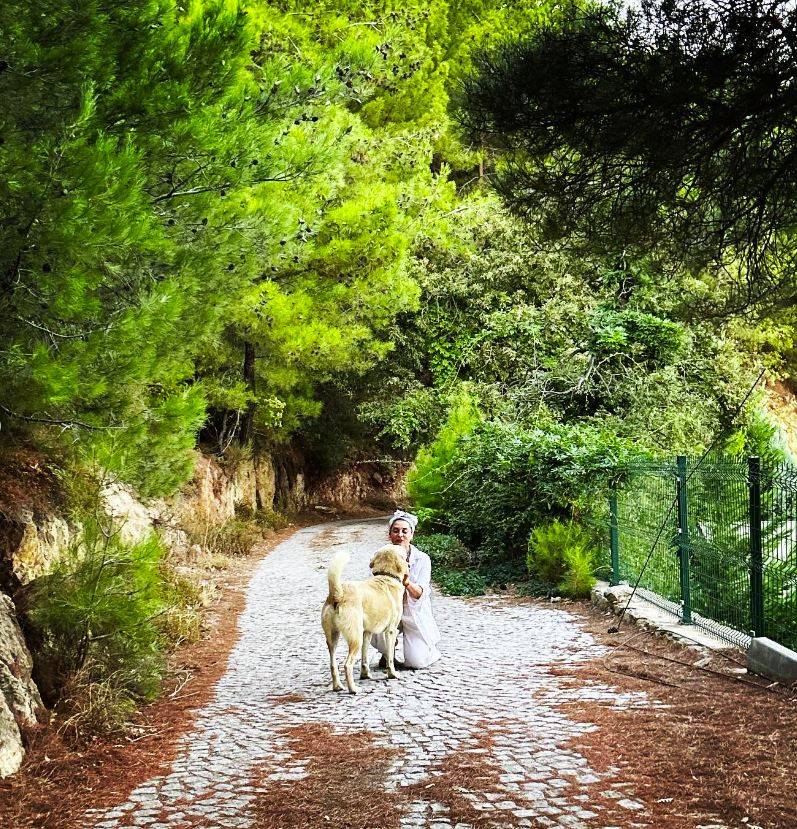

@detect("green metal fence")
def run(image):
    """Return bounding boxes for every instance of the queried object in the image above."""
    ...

[609,456,797,650]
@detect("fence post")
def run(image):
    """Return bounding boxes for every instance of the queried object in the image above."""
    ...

[748,456,764,637]
[676,455,692,624]
[609,487,620,586]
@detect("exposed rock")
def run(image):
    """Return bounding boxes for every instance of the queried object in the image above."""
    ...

[313,505,339,517]
[0,510,71,590]
[101,481,157,546]
[254,456,277,511]
[0,593,44,777]
[101,481,190,555]
[305,463,408,512]
[184,454,240,525]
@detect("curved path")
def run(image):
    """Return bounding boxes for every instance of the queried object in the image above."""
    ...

[85,519,651,829]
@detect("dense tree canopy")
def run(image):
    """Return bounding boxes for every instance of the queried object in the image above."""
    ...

[461,0,797,314]
[1,0,793,505]
[0,1,459,491]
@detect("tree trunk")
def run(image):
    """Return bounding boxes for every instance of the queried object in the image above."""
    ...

[240,340,256,444]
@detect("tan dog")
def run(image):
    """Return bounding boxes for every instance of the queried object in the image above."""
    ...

[322,544,408,694]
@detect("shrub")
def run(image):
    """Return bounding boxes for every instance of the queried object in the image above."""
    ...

[418,532,472,570]
[558,545,597,598]
[257,508,290,532]
[407,387,481,530]
[437,419,639,566]
[416,533,486,596]
[157,561,206,647]
[28,520,168,735]
[435,569,488,596]
[219,442,253,477]
[527,520,597,598]
[186,510,265,558]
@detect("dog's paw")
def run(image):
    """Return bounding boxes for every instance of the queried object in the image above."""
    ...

[386,672,399,680]
[347,685,359,694]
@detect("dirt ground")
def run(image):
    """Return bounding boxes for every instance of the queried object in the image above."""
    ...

[556,604,797,829]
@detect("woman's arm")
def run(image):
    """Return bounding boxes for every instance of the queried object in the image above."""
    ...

[403,552,431,600]
[403,573,423,599]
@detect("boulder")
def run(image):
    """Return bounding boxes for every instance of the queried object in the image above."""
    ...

[101,480,190,555]
[0,593,44,777]
[0,510,71,591]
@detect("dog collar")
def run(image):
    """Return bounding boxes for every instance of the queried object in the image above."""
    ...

[372,571,404,584]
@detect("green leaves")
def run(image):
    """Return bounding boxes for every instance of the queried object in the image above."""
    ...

[0,0,467,487]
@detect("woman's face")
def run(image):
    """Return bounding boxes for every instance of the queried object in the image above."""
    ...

[388,519,414,551]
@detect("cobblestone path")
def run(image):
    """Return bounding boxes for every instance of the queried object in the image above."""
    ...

[85,519,651,829]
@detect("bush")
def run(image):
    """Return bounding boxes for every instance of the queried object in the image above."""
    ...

[416,533,486,596]
[157,561,206,647]
[257,508,290,532]
[28,520,168,735]
[434,419,639,567]
[557,545,597,598]
[186,510,265,558]
[527,520,597,598]
[55,662,141,740]
[419,532,473,570]
[407,387,481,530]
[435,569,488,596]
[211,518,262,557]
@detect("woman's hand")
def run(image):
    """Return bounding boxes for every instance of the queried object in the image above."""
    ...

[403,577,423,600]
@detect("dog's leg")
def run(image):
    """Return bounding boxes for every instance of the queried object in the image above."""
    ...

[385,627,399,680]
[360,635,372,680]
[344,637,360,694]
[325,625,343,692]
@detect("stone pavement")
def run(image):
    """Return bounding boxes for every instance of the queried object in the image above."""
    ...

[84,519,652,829]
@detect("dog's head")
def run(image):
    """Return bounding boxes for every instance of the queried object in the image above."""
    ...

[369,544,409,581]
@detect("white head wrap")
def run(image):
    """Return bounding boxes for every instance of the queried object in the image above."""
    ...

[388,509,418,532]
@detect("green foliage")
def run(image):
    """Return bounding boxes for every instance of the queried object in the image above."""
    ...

[1,0,473,492]
[527,520,575,583]
[353,202,772,463]
[460,0,797,314]
[415,532,486,596]
[406,386,481,526]
[434,568,488,596]
[724,407,791,467]
[29,521,168,712]
[557,545,596,598]
[437,419,639,560]
[527,520,597,598]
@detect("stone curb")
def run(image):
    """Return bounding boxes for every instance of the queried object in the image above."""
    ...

[591,581,741,654]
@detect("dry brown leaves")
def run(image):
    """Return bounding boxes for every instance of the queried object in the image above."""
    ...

[556,607,797,829]
[250,723,403,829]
[405,720,545,829]
[0,446,65,519]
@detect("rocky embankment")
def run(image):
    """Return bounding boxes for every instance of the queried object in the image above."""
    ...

[0,448,405,776]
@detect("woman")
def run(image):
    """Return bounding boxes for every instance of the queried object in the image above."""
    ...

[372,509,442,669]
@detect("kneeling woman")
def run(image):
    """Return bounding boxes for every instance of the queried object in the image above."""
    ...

[373,510,441,669]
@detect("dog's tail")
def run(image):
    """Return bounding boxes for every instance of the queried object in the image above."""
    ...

[327,550,349,604]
